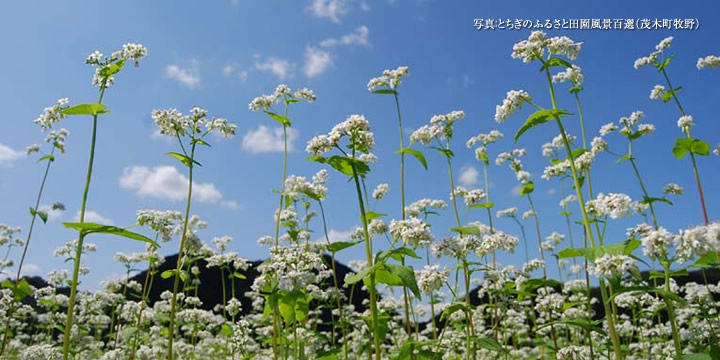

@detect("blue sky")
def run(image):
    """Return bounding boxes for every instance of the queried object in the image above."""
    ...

[0,0,718,289]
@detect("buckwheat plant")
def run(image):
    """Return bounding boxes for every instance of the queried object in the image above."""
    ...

[0,102,70,356]
[60,43,150,360]
[152,106,236,359]
[636,36,711,225]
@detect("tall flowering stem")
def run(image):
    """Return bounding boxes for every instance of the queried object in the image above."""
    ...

[541,62,623,359]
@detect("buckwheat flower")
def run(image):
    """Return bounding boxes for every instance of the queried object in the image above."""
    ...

[383,66,410,88]
[452,186,486,207]
[586,193,633,219]
[33,98,70,131]
[559,195,577,208]
[306,134,333,156]
[663,183,684,196]
[25,144,40,155]
[675,223,720,263]
[409,124,442,145]
[248,94,278,111]
[206,117,237,138]
[225,297,243,317]
[372,183,390,200]
[590,254,638,278]
[677,115,694,132]
[405,198,447,217]
[293,88,316,102]
[367,76,390,91]
[496,207,518,218]
[552,65,584,85]
[389,217,433,248]
[599,122,618,136]
[273,84,291,98]
[641,227,675,259]
[634,51,660,69]
[137,209,182,242]
[697,55,720,69]
[714,144,720,156]
[415,265,449,294]
[120,43,149,66]
[152,108,189,137]
[655,36,673,52]
[477,230,519,255]
[516,170,531,183]
[86,50,103,65]
[650,84,666,100]
[590,136,608,154]
[637,123,655,135]
[212,235,233,252]
[466,130,504,148]
[20,344,62,360]
[495,89,531,123]
[547,36,582,60]
[357,153,377,164]
[545,232,565,245]
[257,235,273,246]
[522,210,535,220]
[511,31,548,63]
[522,259,545,273]
[368,218,388,237]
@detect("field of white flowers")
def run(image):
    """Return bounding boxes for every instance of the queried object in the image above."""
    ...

[1,31,720,360]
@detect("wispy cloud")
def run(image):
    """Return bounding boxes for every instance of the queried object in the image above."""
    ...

[165,60,201,89]
[303,47,333,78]
[308,0,350,23]
[241,125,299,154]
[320,25,370,48]
[119,165,223,203]
[74,210,114,225]
[222,63,249,82]
[0,143,23,166]
[254,57,295,80]
[458,166,479,186]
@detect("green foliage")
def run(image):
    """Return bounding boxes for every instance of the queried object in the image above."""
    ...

[395,148,428,170]
[62,222,160,248]
[514,109,572,143]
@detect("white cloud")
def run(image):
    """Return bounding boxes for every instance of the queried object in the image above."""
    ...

[241,125,299,154]
[320,25,370,48]
[221,200,242,210]
[166,61,201,89]
[38,204,64,221]
[119,165,223,203]
[322,228,354,243]
[222,64,249,82]
[458,166,479,186]
[74,210,114,225]
[303,47,333,78]
[447,74,474,88]
[546,188,557,195]
[254,57,295,80]
[0,143,22,166]
[308,0,350,23]
[20,263,42,276]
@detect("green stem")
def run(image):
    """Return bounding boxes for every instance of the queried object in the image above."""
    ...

[167,142,197,360]
[319,201,348,360]
[351,164,381,360]
[543,64,622,359]
[663,262,683,357]
[62,82,106,360]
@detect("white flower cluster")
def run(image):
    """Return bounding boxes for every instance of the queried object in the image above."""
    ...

[415,264,449,294]
[494,90,531,123]
[452,186,486,207]
[404,198,447,217]
[649,84,666,100]
[367,66,410,91]
[466,130,504,162]
[33,98,69,131]
[590,254,638,278]
[476,230,519,256]
[634,36,672,69]
[86,43,148,87]
[136,209,182,242]
[663,183,684,196]
[409,110,465,145]
[512,31,582,64]
[389,217,433,248]
[677,115,694,132]
[552,65,584,86]
[585,193,633,219]
[152,107,236,139]
[697,55,720,70]
[675,223,720,263]
[284,170,329,200]
[262,244,327,292]
[248,84,316,111]
[496,207,518,218]
[372,183,390,200]
[306,114,375,156]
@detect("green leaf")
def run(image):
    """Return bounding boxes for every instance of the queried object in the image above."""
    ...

[233,272,246,279]
[62,222,160,248]
[167,152,202,168]
[682,354,711,360]
[520,181,535,196]
[692,139,711,156]
[569,86,584,94]
[363,211,386,223]
[374,268,403,287]
[160,269,188,283]
[279,292,297,323]
[616,154,632,164]
[662,86,682,103]
[450,225,483,236]
[325,155,370,177]
[656,54,675,72]
[37,155,55,163]
[468,202,494,210]
[29,207,48,224]
[540,57,573,72]
[693,252,719,269]
[395,148,428,170]
[61,103,108,116]
[473,337,509,354]
[372,89,398,95]
[514,109,572,143]
[642,196,673,206]
[326,240,363,253]
[2,279,32,301]
[385,264,422,299]
[386,247,421,262]
[98,58,126,78]
[673,137,709,159]
[219,323,232,337]
[429,146,454,158]
[440,302,472,321]
[345,267,372,286]
[264,111,291,126]
[191,138,211,147]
